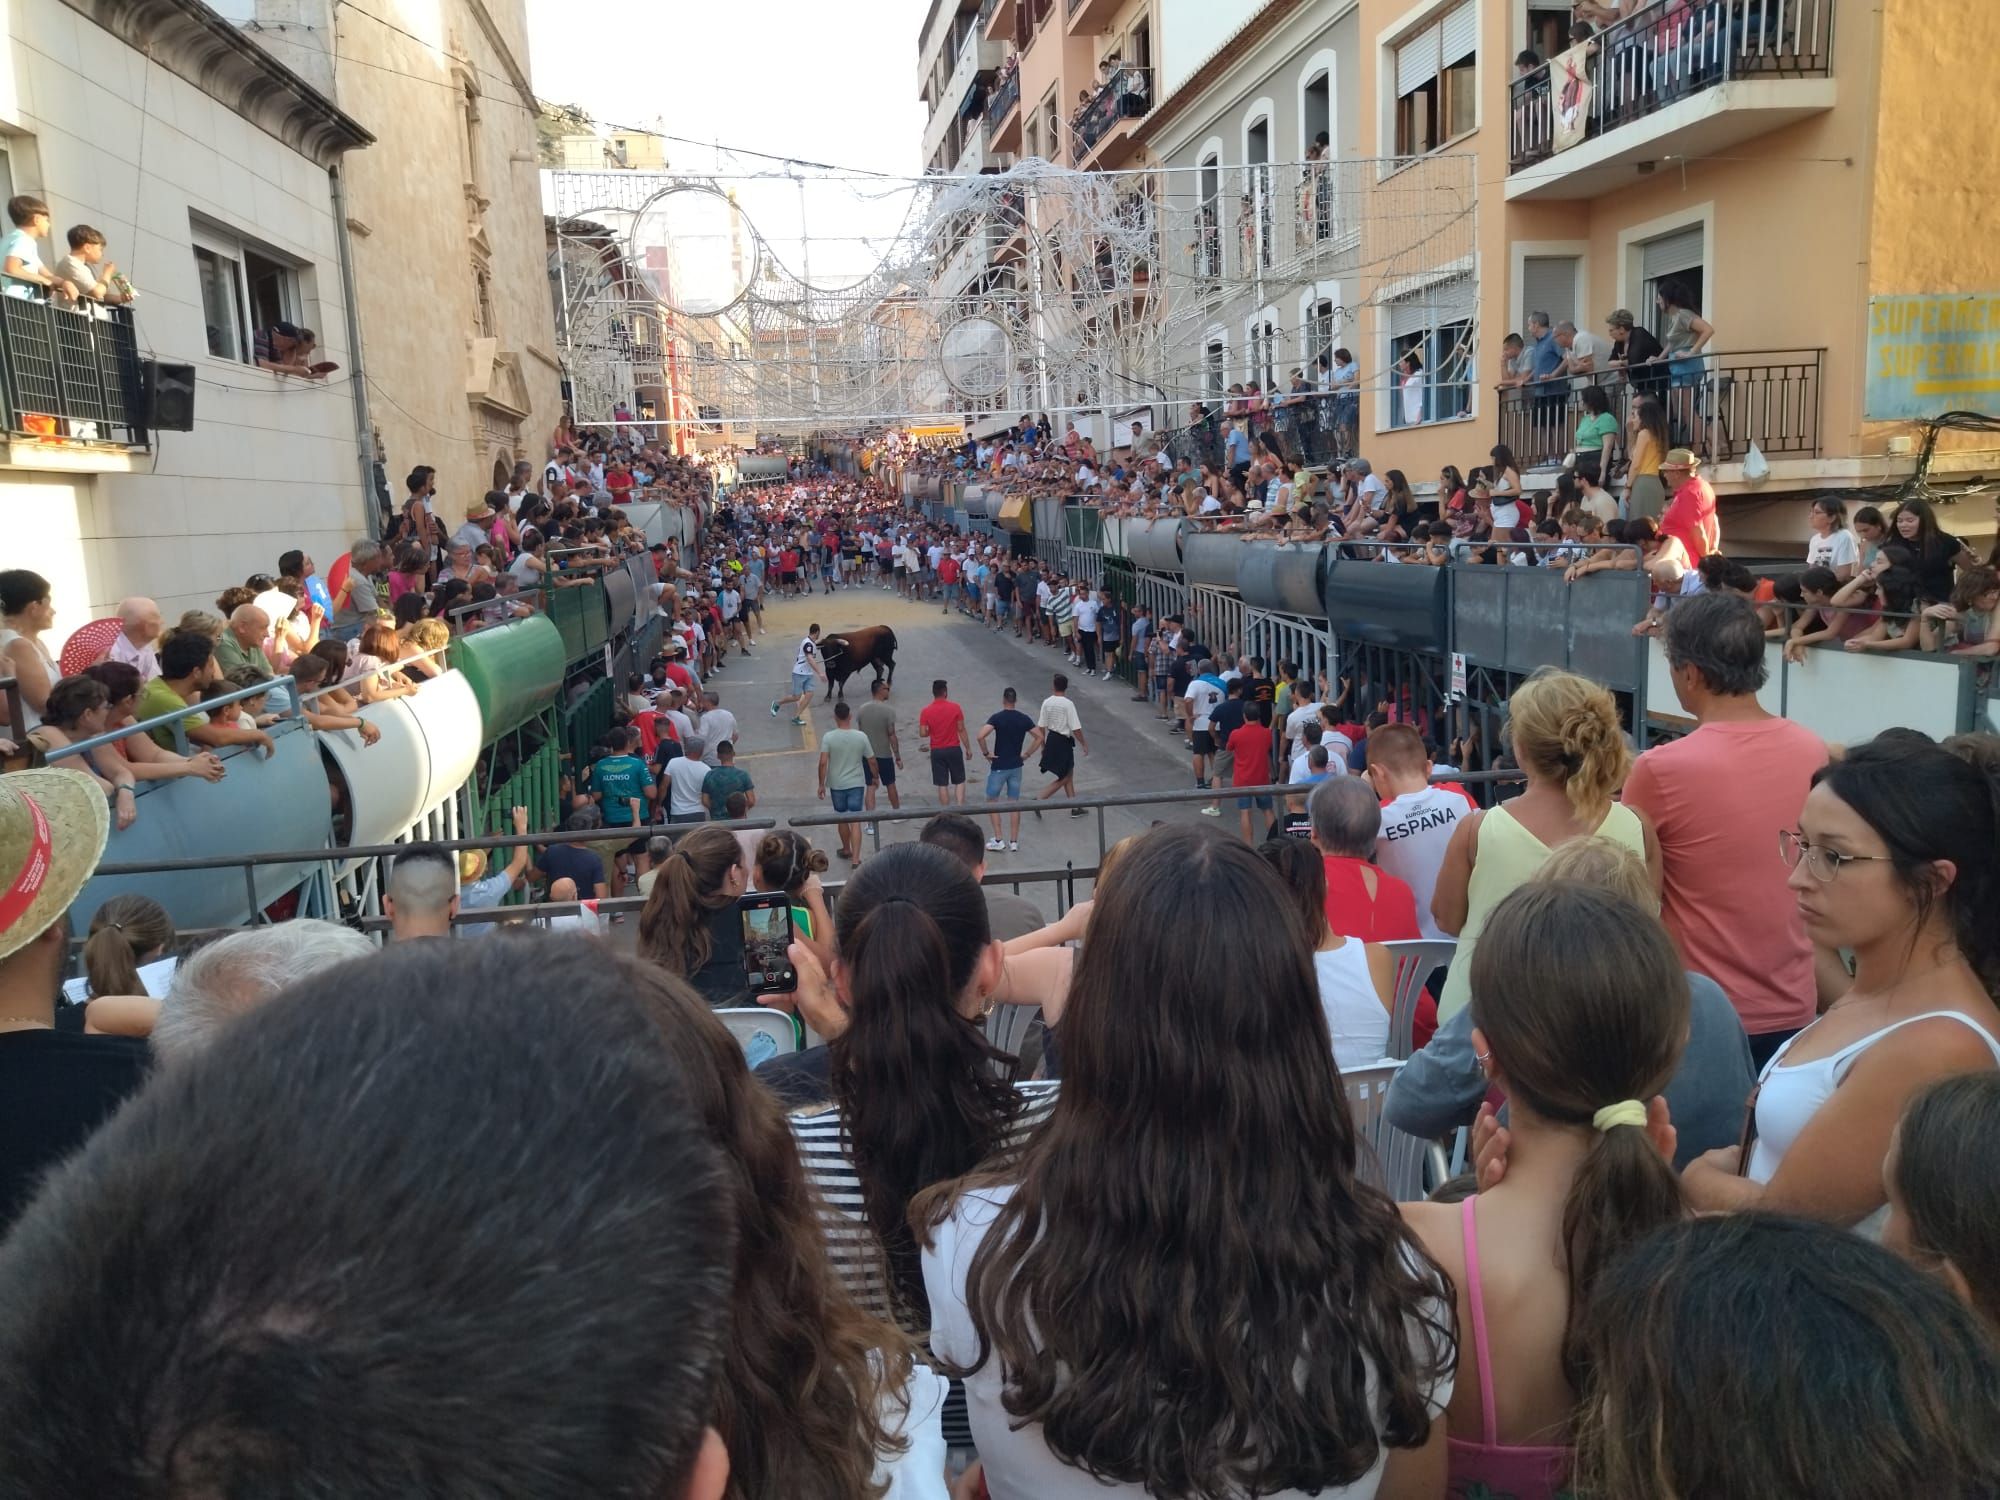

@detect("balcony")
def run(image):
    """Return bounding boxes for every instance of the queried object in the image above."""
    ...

[954,118,989,176]
[984,0,1015,42]
[1496,349,1824,473]
[1065,0,1120,37]
[1072,67,1152,168]
[0,300,148,451]
[1506,0,1834,200]
[987,63,1023,152]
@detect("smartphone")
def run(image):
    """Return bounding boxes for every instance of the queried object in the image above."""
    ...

[739,893,797,996]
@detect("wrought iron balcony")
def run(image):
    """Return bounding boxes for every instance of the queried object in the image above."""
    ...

[986,63,1021,131]
[1072,66,1151,165]
[0,299,148,449]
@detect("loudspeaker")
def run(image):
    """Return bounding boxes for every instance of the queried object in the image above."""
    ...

[140,360,196,432]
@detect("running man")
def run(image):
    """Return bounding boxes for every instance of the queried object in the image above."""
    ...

[1034,673,1089,816]
[770,622,823,725]
[916,677,971,807]
[977,686,1037,851]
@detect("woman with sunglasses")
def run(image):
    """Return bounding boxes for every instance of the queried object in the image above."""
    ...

[1682,735,2000,1232]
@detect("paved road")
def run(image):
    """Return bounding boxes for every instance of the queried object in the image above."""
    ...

[695,580,1221,909]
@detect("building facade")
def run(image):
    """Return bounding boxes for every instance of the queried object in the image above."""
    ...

[232,0,565,513]
[4,0,372,621]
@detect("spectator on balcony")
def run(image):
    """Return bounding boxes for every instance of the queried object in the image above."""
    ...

[104,596,162,683]
[1321,347,1360,452]
[1658,448,1719,561]
[1650,278,1713,405]
[1398,349,1426,427]
[1604,307,1662,382]
[1522,311,1563,386]
[50,224,130,305]
[1497,331,1530,389]
[252,320,325,379]
[0,569,59,731]
[1,195,72,301]
[1573,384,1620,488]
[1552,319,1607,392]
[137,631,273,759]
[1623,394,1669,520]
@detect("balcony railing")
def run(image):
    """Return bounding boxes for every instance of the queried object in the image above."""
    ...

[1496,348,1824,472]
[986,63,1021,129]
[1510,0,1834,174]
[0,298,147,448]
[1071,66,1151,164]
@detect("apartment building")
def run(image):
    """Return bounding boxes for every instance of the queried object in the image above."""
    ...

[5,0,373,620]
[1348,0,1999,554]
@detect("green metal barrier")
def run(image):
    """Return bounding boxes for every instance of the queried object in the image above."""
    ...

[449,614,566,743]
[461,713,563,906]
[547,579,611,666]
[560,675,615,782]
[1102,556,1143,687]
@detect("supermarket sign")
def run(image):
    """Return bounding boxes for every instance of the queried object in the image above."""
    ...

[1865,293,2000,420]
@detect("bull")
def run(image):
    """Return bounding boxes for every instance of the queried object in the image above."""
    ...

[819,625,898,699]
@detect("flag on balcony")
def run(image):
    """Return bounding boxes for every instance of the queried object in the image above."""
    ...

[1552,41,1593,153]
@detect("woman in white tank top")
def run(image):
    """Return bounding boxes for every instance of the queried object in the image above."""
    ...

[0,568,60,733]
[1684,737,2000,1230]
[1260,838,1395,1068]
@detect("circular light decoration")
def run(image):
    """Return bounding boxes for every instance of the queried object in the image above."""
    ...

[627,184,758,318]
[911,367,951,410]
[939,315,1012,399]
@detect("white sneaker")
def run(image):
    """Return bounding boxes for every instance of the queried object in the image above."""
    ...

[985,838,1005,851]
[1008,840,1019,851]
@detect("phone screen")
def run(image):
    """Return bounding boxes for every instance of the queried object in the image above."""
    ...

[740,897,796,994]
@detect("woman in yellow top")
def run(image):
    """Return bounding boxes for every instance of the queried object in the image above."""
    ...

[1431,669,1660,1021]
[1623,395,1669,521]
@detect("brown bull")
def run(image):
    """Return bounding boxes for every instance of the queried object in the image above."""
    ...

[818,626,899,699]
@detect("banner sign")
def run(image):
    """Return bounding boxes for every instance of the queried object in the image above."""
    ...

[1866,294,2000,420]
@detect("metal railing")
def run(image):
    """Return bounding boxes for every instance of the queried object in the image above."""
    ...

[1072,66,1151,163]
[986,64,1022,130]
[1496,348,1824,471]
[0,298,147,447]
[1509,0,1835,175]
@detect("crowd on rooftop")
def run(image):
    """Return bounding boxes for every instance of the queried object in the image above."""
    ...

[3,442,2000,1499]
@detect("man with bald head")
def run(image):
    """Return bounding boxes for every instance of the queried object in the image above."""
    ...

[106,596,161,682]
[212,603,273,683]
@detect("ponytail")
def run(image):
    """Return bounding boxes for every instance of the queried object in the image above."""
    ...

[829,845,1016,1325]
[636,825,741,977]
[81,895,176,999]
[1469,880,1689,1390]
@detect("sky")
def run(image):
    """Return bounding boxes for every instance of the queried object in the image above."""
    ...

[528,0,935,286]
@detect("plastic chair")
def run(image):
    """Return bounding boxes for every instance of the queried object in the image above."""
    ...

[1381,938,1456,1060]
[1344,1059,1431,1203]
[983,1002,1039,1065]
[715,1007,798,1062]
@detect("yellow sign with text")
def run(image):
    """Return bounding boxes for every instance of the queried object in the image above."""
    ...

[1866,294,2000,419]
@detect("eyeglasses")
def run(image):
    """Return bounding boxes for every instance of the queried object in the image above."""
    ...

[1778,829,1895,883]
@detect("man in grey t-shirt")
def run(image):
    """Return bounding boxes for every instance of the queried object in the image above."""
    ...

[854,677,903,816]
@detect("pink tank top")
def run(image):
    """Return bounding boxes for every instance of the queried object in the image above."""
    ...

[1446,1198,1573,1500]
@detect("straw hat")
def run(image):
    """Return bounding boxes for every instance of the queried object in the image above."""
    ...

[457,849,487,883]
[464,498,494,521]
[0,769,110,963]
[1662,448,1701,470]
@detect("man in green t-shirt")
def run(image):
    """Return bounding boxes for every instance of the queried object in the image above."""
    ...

[816,700,874,864]
[699,740,755,821]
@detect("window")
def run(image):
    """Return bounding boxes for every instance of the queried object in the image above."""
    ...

[1246,118,1272,270]
[1307,297,1337,368]
[696,341,716,363]
[1204,339,1226,401]
[1387,277,1474,427]
[1638,225,1706,338]
[1395,1,1478,157]
[1197,155,1221,280]
[192,220,303,365]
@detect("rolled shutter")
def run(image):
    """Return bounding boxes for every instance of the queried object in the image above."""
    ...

[1396,23,1441,97]
[1641,224,1705,281]
[1440,1,1478,66]
[1521,255,1579,327]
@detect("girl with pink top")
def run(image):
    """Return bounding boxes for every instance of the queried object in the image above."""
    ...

[1403,857,1688,1500]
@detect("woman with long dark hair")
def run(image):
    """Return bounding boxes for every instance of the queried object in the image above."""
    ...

[921,827,1454,1499]
[626,961,945,1500]
[1623,395,1669,520]
[790,841,1046,1332]
[1889,496,1977,604]
[638,825,752,1007]
[1404,877,1686,1499]
[1683,735,2000,1229]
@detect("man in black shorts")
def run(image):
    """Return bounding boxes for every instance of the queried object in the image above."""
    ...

[916,678,971,807]
[855,676,903,820]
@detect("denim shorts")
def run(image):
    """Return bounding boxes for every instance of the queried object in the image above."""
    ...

[829,785,864,813]
[985,765,1022,800]
[791,670,813,695]
[1235,794,1275,812]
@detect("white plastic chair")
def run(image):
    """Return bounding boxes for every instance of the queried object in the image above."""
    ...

[983,1002,1039,1063]
[1343,1060,1431,1203]
[1381,938,1456,1061]
[715,1008,799,1061]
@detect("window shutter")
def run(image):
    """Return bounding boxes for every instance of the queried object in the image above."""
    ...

[1396,23,1441,97]
[1521,255,1579,327]
[1440,1,1478,66]
[1641,224,1705,282]
[1388,295,1428,341]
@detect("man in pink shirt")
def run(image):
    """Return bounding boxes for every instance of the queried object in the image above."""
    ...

[1622,592,1827,1068]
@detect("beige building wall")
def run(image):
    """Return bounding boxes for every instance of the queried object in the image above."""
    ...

[312,0,562,512]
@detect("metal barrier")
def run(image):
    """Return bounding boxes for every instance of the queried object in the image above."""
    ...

[0,298,146,447]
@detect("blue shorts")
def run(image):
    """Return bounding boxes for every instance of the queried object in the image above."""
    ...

[829,785,864,813]
[791,670,814,695]
[872,755,896,787]
[985,765,1022,800]
[1235,794,1275,812]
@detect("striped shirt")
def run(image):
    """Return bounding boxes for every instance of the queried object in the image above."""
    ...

[791,1080,1060,1330]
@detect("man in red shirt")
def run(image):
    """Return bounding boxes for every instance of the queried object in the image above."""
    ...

[936,552,960,617]
[916,677,971,808]
[1658,447,1719,563]
[1307,773,1434,1048]
[1227,701,1275,843]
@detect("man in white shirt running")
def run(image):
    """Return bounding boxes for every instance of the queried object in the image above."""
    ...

[770,623,824,726]
[1362,722,1468,941]
[1033,673,1089,815]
